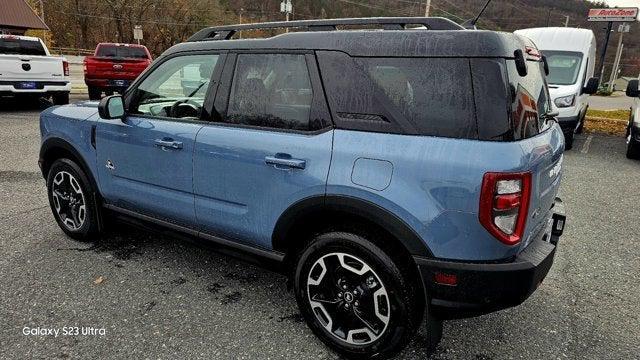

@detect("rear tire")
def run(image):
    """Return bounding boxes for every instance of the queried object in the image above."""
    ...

[46,158,101,241]
[88,86,101,101]
[294,231,423,359]
[52,92,70,105]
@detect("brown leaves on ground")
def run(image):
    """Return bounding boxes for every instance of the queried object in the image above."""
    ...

[93,276,105,285]
[584,109,630,136]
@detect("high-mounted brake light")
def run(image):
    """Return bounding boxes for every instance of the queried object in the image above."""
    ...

[63,60,70,77]
[479,172,532,245]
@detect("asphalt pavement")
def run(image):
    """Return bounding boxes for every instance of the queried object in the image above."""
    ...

[0,97,638,359]
[587,93,635,111]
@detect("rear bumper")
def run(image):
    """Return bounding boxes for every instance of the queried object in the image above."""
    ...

[415,198,566,319]
[85,78,135,88]
[0,81,70,94]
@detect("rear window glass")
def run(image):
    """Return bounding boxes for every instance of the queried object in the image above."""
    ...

[96,45,148,59]
[0,38,46,56]
[506,59,552,139]
[317,51,476,138]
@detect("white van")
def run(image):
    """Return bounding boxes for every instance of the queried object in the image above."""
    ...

[515,27,599,149]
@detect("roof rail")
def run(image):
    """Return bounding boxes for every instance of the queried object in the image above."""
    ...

[187,17,464,42]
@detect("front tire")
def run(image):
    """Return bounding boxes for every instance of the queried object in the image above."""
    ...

[88,86,101,101]
[564,131,574,150]
[46,158,101,241]
[294,231,423,359]
[627,133,640,159]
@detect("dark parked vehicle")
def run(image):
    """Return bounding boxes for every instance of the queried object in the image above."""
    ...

[626,77,640,159]
[83,43,152,100]
[39,18,566,358]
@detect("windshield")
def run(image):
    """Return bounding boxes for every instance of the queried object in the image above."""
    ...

[0,38,46,56]
[96,45,148,59]
[542,50,583,85]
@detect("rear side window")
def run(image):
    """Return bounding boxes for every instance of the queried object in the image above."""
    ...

[96,45,148,59]
[506,59,552,139]
[224,54,313,131]
[0,38,46,56]
[317,51,476,138]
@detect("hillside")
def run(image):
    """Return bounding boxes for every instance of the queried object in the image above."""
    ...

[33,0,640,78]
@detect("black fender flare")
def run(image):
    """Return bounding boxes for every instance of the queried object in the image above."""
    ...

[272,195,433,258]
[39,137,99,192]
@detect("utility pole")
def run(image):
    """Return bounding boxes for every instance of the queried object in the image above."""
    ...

[424,0,431,17]
[607,23,629,92]
[564,15,570,27]
[239,8,243,39]
[597,21,613,84]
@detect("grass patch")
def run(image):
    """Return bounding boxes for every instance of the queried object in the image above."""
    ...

[586,109,630,121]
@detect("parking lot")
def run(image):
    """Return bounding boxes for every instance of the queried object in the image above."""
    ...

[0,97,638,359]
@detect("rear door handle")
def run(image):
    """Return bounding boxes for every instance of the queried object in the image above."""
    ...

[154,139,183,150]
[265,155,306,169]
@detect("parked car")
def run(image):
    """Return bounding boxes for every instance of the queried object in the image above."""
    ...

[625,76,640,159]
[515,27,599,150]
[0,34,70,104]
[83,43,152,100]
[39,18,567,359]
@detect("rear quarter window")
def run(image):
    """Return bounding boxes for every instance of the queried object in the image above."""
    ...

[317,51,477,138]
[506,59,552,139]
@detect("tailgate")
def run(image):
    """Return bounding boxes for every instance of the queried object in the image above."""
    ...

[0,55,64,81]
[85,57,149,79]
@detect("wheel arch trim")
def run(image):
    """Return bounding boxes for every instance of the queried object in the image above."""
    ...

[272,194,433,258]
[39,137,99,192]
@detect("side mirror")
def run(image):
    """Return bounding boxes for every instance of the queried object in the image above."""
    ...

[541,55,550,76]
[626,79,640,98]
[582,77,599,95]
[98,95,125,119]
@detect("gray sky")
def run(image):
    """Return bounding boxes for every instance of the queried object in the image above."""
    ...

[601,0,640,8]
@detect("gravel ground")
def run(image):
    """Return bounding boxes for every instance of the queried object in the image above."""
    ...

[0,97,638,359]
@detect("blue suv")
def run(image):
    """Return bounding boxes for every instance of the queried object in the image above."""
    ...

[39,18,566,359]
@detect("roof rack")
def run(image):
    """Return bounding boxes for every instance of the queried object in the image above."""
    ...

[187,17,464,42]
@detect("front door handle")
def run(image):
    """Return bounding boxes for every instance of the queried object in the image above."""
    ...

[265,155,306,169]
[154,139,183,150]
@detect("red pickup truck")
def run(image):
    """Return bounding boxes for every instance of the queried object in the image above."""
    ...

[84,43,152,100]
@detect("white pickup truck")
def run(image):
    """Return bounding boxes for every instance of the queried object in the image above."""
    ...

[0,35,70,104]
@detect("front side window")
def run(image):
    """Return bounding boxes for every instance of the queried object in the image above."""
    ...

[129,54,219,119]
[542,50,583,85]
[224,54,313,131]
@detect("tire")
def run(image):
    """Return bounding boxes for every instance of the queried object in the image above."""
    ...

[88,86,101,101]
[46,158,101,241]
[564,131,574,150]
[576,115,585,134]
[627,134,640,160]
[52,92,70,105]
[294,231,424,359]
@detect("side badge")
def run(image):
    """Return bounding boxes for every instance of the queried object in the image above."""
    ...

[106,159,115,170]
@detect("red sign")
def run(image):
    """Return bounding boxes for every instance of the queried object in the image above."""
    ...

[588,8,638,22]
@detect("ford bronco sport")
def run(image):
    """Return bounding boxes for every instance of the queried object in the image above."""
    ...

[39,18,567,358]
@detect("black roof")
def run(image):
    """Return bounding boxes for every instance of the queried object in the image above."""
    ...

[164,17,525,59]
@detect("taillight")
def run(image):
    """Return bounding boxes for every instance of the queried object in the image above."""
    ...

[479,172,532,245]
[63,60,70,77]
